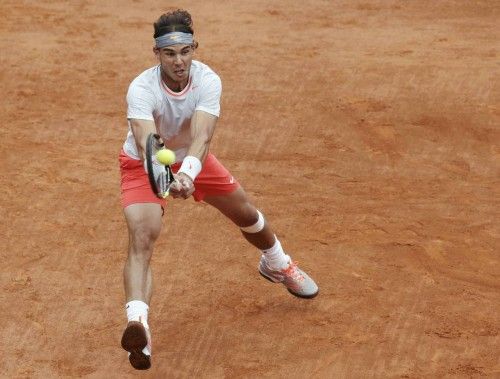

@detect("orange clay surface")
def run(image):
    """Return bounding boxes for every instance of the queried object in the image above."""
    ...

[1,1,499,378]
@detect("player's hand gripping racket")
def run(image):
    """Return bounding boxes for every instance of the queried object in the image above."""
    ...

[145,133,175,198]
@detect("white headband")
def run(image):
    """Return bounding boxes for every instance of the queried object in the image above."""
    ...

[155,32,193,48]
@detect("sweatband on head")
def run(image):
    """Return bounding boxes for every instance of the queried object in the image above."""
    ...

[155,32,193,48]
[241,210,265,233]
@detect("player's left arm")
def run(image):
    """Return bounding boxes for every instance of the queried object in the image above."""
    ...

[171,71,221,199]
[186,110,218,163]
[185,71,221,164]
[170,111,217,198]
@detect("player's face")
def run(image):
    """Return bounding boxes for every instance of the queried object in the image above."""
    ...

[156,44,194,85]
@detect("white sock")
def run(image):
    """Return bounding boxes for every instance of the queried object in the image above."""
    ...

[262,237,290,270]
[126,300,149,328]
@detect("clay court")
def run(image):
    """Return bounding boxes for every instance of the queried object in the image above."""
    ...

[1,0,499,378]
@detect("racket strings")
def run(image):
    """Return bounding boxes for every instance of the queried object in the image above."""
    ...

[147,133,170,198]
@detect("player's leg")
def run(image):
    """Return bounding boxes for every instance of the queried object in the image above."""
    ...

[121,202,162,370]
[123,202,163,303]
[119,148,166,370]
[204,188,319,298]
[204,188,290,269]
[204,188,275,246]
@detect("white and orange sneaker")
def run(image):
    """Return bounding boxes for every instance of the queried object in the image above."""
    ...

[259,255,319,299]
[121,318,152,370]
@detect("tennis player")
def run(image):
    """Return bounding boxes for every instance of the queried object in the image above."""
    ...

[118,9,319,370]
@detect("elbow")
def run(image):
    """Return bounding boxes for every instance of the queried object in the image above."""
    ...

[203,133,213,146]
[198,128,214,147]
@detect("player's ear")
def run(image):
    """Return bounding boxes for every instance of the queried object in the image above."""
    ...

[153,47,160,58]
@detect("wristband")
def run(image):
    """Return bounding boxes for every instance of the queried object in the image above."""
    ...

[178,155,202,181]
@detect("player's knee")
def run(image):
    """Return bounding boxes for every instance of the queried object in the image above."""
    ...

[130,224,160,255]
[240,209,265,234]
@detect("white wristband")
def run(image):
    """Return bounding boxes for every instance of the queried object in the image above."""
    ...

[178,155,202,181]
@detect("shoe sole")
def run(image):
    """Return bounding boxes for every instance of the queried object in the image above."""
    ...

[121,321,151,370]
[259,271,319,299]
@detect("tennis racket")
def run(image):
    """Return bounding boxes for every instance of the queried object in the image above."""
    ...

[145,133,175,198]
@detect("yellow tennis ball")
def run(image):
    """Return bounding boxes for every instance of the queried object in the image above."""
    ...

[156,149,176,165]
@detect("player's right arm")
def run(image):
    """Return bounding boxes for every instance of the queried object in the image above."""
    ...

[126,74,158,162]
[129,118,157,162]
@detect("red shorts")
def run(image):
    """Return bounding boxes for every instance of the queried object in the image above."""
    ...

[119,150,240,208]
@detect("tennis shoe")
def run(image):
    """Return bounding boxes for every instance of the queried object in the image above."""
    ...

[259,255,319,298]
[121,318,152,370]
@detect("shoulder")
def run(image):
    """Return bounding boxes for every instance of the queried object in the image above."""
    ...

[191,60,221,87]
[128,66,160,92]
[127,66,161,104]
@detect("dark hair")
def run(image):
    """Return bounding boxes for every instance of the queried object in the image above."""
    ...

[154,9,194,38]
